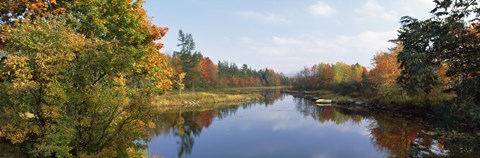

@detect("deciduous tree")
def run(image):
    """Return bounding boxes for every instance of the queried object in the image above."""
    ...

[0,0,173,156]
[396,0,480,102]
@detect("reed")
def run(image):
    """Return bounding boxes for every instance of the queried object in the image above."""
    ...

[153,89,264,111]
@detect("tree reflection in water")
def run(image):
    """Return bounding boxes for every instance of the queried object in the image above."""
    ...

[367,112,480,157]
[293,97,364,125]
[368,115,424,158]
[293,95,480,157]
[296,97,426,157]
[260,88,284,106]
[149,89,285,157]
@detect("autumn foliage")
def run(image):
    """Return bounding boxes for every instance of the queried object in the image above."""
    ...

[169,30,287,90]
[0,0,173,157]
[293,62,368,95]
[200,57,218,84]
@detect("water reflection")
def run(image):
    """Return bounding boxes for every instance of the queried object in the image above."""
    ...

[293,97,365,125]
[149,107,249,158]
[259,88,284,106]
[293,96,449,157]
[369,115,426,158]
[149,89,285,158]
[148,92,479,158]
[291,95,449,157]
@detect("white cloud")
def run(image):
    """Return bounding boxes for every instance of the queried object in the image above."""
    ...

[274,30,394,55]
[334,31,396,52]
[308,1,336,17]
[252,45,291,55]
[239,30,396,72]
[355,0,397,22]
[355,31,396,49]
[236,10,289,23]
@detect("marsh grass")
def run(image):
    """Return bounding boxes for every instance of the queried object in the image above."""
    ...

[152,87,290,111]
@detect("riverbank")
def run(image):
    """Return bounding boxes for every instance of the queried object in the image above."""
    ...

[281,89,430,118]
[281,89,362,103]
[154,86,288,111]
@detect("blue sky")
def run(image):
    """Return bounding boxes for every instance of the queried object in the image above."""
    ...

[144,0,435,74]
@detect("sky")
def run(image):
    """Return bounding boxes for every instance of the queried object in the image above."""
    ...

[144,0,435,75]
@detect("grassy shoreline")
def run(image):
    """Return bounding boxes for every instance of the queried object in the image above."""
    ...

[153,86,288,112]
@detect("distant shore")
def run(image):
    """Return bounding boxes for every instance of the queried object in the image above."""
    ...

[154,86,289,112]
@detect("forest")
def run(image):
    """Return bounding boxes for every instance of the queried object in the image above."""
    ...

[168,30,288,91]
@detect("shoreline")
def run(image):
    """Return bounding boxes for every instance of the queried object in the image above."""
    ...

[153,86,288,112]
[281,89,433,119]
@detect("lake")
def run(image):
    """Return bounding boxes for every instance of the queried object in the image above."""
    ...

[147,91,450,158]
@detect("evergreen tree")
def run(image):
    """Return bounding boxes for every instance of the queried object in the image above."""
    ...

[173,30,203,91]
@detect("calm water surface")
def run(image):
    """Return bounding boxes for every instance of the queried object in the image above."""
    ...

[147,91,447,158]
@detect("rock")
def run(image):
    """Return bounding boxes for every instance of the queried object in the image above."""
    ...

[315,99,332,104]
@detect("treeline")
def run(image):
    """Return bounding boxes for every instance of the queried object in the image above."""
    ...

[168,30,288,91]
[293,44,453,105]
[293,62,369,95]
